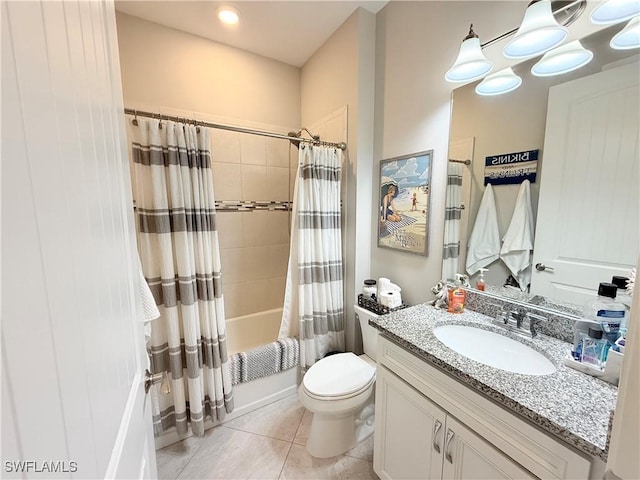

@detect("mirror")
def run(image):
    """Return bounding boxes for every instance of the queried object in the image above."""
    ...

[446,23,639,312]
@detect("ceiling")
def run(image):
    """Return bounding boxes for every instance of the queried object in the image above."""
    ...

[114,1,389,67]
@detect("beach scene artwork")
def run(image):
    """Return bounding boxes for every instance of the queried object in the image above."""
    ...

[378,150,432,255]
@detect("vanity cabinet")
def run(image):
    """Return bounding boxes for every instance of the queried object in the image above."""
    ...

[374,365,533,480]
[373,336,592,480]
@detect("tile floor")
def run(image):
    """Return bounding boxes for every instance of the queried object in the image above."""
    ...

[156,394,379,480]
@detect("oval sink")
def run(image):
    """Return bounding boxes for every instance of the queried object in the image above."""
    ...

[433,325,556,375]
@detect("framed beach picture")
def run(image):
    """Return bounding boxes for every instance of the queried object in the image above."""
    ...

[378,150,433,256]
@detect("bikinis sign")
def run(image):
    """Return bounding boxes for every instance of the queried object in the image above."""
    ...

[378,150,433,256]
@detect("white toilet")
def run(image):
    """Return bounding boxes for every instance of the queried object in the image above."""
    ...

[298,305,379,458]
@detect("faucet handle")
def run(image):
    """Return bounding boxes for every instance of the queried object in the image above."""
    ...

[527,312,547,338]
[514,307,529,326]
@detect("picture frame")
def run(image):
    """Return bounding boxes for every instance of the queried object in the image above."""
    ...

[378,150,433,256]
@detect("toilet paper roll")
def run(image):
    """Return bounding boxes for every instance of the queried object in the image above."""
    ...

[378,278,401,299]
[379,291,402,308]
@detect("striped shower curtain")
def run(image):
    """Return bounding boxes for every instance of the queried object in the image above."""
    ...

[442,163,463,282]
[131,118,233,436]
[283,145,345,369]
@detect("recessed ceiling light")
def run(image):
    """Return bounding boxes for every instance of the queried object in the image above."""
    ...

[218,6,240,25]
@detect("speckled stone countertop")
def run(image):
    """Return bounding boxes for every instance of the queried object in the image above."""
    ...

[369,303,618,461]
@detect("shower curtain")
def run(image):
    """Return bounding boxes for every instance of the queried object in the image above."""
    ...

[280,145,345,369]
[442,163,464,282]
[131,118,233,436]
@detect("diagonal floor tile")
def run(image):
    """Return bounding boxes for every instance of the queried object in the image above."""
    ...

[293,409,312,446]
[177,426,291,479]
[224,393,305,441]
[344,435,374,463]
[279,444,378,480]
[156,435,207,480]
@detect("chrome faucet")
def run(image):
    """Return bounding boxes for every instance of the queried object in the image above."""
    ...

[526,312,547,339]
[493,306,547,339]
[502,307,528,329]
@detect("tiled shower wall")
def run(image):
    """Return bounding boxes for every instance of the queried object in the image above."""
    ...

[211,128,297,319]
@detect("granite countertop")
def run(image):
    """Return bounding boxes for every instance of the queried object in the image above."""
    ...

[369,303,618,461]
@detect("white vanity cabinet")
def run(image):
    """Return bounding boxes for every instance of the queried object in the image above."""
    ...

[374,365,533,480]
[374,336,593,480]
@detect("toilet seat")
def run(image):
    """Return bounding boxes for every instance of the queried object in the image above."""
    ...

[302,352,376,400]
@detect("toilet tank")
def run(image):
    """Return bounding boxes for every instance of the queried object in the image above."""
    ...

[354,305,380,361]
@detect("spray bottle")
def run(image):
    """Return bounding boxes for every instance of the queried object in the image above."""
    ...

[448,274,467,314]
[476,268,489,291]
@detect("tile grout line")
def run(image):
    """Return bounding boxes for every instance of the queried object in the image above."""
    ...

[171,430,215,480]
[290,407,307,445]
[222,423,302,443]
[277,441,295,480]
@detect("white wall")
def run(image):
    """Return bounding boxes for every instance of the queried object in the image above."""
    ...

[372,1,524,305]
[301,8,377,353]
[116,12,300,127]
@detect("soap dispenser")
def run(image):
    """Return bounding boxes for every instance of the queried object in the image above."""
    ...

[476,268,489,291]
[448,274,467,314]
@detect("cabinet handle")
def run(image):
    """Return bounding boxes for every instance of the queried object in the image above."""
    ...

[432,419,442,453]
[444,428,455,464]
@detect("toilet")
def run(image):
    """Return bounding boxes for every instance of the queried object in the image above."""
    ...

[298,305,379,458]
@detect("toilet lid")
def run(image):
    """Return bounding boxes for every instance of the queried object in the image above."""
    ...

[303,352,376,398]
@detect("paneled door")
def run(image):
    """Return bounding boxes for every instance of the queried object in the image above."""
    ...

[374,366,446,480]
[531,61,640,305]
[2,1,156,478]
[441,416,535,480]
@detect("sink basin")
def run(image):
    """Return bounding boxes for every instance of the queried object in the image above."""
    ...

[433,325,556,375]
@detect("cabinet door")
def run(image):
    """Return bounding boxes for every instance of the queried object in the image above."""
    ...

[441,416,536,480]
[374,366,446,480]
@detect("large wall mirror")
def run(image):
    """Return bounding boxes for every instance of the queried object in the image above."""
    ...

[446,23,639,311]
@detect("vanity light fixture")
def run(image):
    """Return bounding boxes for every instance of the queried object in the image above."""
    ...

[503,0,569,59]
[610,16,640,49]
[475,68,523,95]
[531,40,594,76]
[218,6,240,25]
[445,25,494,83]
[590,0,640,24]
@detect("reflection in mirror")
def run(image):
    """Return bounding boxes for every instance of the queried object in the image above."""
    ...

[445,24,639,311]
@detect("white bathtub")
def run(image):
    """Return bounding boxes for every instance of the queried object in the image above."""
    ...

[226,307,283,355]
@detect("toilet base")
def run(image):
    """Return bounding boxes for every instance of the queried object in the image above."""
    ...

[304,399,375,459]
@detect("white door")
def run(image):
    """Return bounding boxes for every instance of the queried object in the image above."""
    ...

[441,416,535,480]
[373,366,446,480]
[2,1,156,478]
[531,61,640,305]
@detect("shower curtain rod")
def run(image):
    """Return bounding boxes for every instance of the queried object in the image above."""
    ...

[449,158,471,165]
[124,108,347,150]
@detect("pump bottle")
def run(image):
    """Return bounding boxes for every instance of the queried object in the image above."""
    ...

[476,268,489,291]
[448,274,467,314]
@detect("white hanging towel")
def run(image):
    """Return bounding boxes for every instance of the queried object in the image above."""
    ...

[500,180,535,291]
[466,183,501,275]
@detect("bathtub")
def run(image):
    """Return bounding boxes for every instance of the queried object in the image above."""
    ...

[226,307,283,355]
[154,307,300,450]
